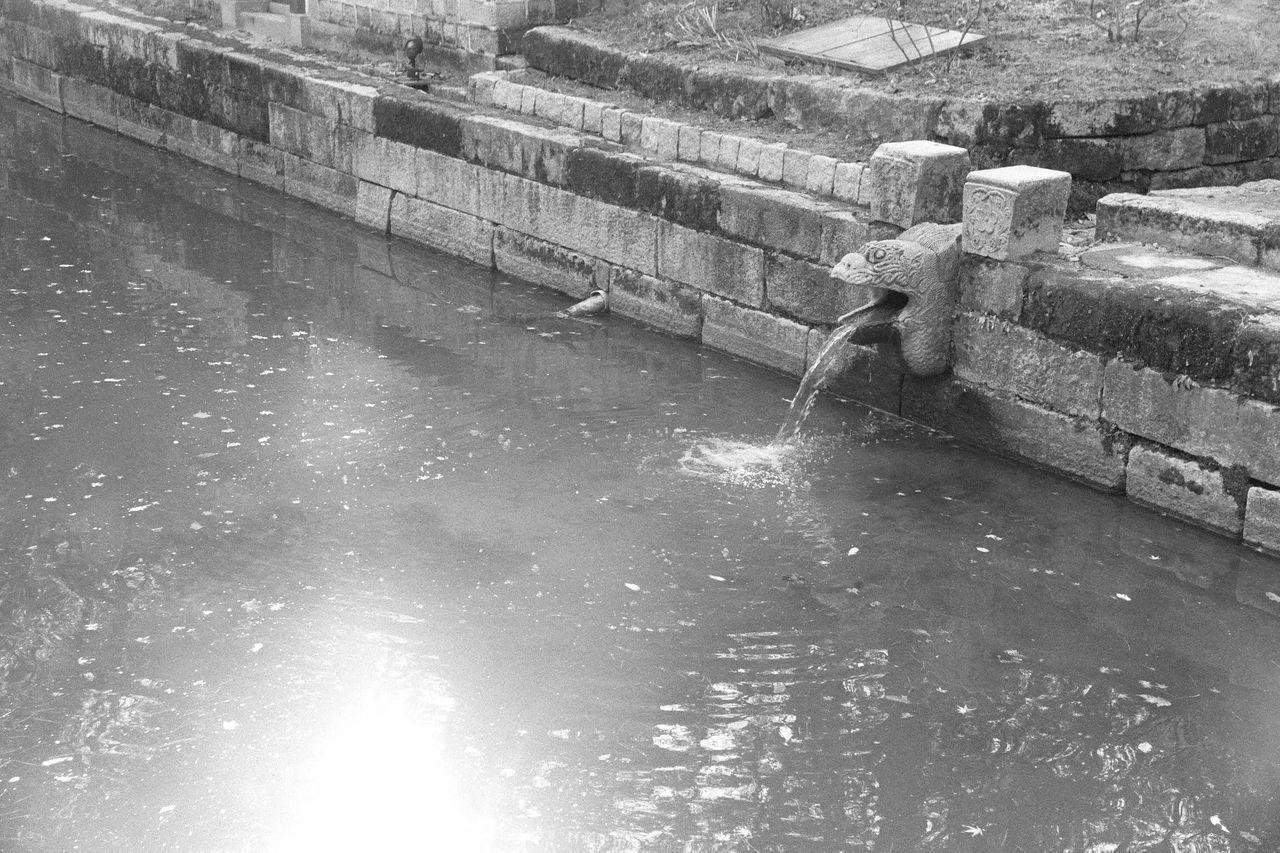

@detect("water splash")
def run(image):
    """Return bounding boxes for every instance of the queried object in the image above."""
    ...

[678,437,793,487]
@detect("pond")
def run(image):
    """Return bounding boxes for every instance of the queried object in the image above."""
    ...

[2,92,1280,852]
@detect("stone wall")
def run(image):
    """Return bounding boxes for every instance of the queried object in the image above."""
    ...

[521,26,1280,210]
[3,0,1280,552]
[305,0,580,61]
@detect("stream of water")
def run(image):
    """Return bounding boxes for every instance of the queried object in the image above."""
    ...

[3,93,1280,852]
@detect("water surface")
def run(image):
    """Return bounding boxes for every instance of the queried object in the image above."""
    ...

[3,94,1280,852]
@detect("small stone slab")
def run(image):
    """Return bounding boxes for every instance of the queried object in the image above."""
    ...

[758,15,984,75]
[1097,180,1280,271]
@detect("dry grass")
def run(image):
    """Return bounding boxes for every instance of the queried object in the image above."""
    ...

[572,0,1279,98]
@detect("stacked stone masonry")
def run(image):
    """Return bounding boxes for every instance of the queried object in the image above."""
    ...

[2,0,1279,553]
[520,26,1280,209]
[468,68,871,207]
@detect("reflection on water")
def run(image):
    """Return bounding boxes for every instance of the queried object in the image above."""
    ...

[3,92,1280,852]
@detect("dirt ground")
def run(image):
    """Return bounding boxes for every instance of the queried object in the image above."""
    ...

[565,0,1280,99]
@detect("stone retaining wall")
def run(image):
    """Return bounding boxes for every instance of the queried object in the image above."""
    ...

[3,0,1280,553]
[521,26,1280,210]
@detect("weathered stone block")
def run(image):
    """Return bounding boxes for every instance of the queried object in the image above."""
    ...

[12,57,63,112]
[415,147,482,215]
[532,89,565,123]
[517,84,537,115]
[582,99,604,135]
[696,130,722,168]
[1039,137,1124,181]
[1125,444,1243,536]
[766,252,872,325]
[372,95,466,158]
[564,146,641,208]
[207,86,270,143]
[905,379,1128,492]
[1045,94,1184,138]
[601,106,624,142]
[468,70,501,107]
[1233,314,1280,405]
[805,154,838,197]
[355,179,393,232]
[498,173,658,274]
[301,75,378,132]
[952,313,1103,418]
[658,222,763,305]
[818,211,869,267]
[1244,486,1280,554]
[167,118,241,176]
[390,193,494,268]
[619,111,642,146]
[962,165,1071,260]
[868,140,970,227]
[461,113,580,186]
[116,96,178,146]
[757,142,786,182]
[1102,360,1280,486]
[494,227,601,298]
[1205,116,1280,165]
[635,165,720,232]
[283,153,358,218]
[701,295,809,376]
[60,76,117,128]
[718,183,834,259]
[639,115,679,160]
[608,268,702,338]
[1095,192,1267,267]
[732,136,758,175]
[1023,258,1248,385]
[492,78,523,112]
[1121,127,1207,171]
[677,124,701,163]
[832,161,865,204]
[718,134,745,173]
[560,95,587,130]
[958,258,1026,320]
[270,102,342,170]
[239,139,286,189]
[781,148,812,190]
[351,131,416,195]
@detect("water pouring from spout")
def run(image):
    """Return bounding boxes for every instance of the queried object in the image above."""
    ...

[770,290,906,447]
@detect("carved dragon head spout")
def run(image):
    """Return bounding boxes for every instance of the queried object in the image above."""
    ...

[829,222,963,377]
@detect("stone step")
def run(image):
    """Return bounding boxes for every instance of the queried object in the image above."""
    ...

[1080,242,1280,317]
[239,9,308,46]
[466,69,872,210]
[1096,180,1280,271]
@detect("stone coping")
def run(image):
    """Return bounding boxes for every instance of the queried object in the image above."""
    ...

[466,68,871,207]
[521,26,1280,208]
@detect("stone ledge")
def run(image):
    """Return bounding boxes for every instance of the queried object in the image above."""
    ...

[1097,189,1278,268]
[467,66,872,208]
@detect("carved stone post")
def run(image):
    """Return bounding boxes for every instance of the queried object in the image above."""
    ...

[961,166,1072,260]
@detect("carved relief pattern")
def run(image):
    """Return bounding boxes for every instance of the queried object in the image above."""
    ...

[962,184,1016,259]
